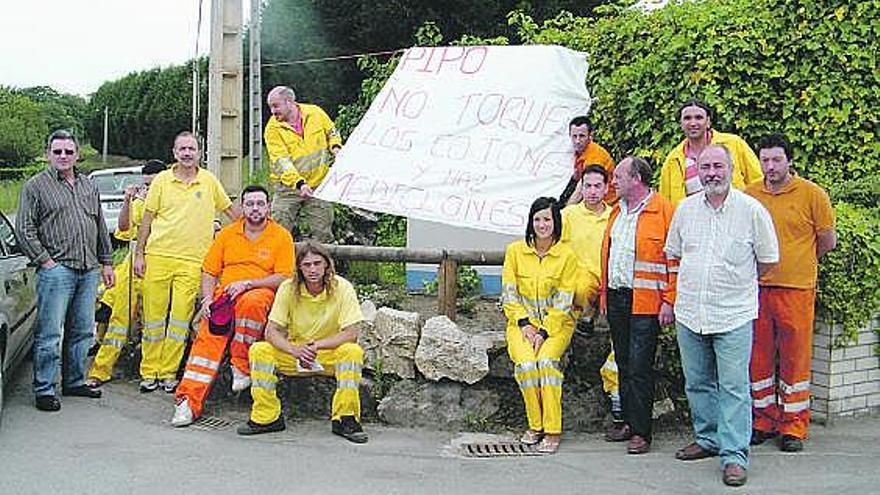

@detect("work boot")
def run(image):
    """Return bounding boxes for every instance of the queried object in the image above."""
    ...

[139,378,158,393]
[780,435,804,452]
[35,395,61,412]
[231,366,252,393]
[237,417,286,436]
[62,385,102,399]
[332,416,368,444]
[750,429,778,446]
[171,397,194,427]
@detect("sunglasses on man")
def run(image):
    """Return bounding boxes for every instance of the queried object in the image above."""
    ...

[51,149,76,156]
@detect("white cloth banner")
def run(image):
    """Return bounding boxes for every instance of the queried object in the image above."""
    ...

[315,45,591,235]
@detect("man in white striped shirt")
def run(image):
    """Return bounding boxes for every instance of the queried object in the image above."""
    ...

[664,144,778,487]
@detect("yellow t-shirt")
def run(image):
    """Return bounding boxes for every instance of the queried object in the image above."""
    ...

[144,165,232,263]
[268,275,363,345]
[113,197,145,242]
[745,175,835,289]
[561,202,611,280]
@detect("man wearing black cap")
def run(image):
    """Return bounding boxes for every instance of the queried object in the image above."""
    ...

[171,185,294,427]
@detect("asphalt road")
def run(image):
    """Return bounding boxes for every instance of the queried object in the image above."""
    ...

[1,360,879,495]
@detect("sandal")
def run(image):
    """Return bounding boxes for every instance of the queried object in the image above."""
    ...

[520,429,544,445]
[537,435,561,454]
[84,377,104,389]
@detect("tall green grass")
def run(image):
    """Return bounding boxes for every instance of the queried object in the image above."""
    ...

[0,179,24,214]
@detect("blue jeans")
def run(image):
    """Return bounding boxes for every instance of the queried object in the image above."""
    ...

[676,321,752,468]
[33,265,99,396]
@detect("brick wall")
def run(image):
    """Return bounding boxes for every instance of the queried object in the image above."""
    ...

[811,317,880,423]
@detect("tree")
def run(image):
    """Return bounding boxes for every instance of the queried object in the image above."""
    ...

[0,88,47,166]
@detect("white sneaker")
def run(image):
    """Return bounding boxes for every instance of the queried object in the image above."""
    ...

[139,378,158,393]
[231,366,251,392]
[162,378,179,394]
[171,397,194,427]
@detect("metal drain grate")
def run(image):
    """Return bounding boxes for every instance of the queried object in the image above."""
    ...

[189,416,236,431]
[459,442,542,458]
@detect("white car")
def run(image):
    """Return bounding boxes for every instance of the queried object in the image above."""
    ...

[88,166,144,240]
[0,210,37,427]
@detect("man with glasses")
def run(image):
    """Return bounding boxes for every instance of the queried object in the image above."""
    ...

[16,129,116,411]
[171,185,294,427]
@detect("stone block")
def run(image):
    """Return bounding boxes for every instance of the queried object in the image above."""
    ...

[812,332,831,349]
[828,400,842,414]
[858,329,879,344]
[830,348,846,361]
[843,370,868,385]
[855,356,880,371]
[360,299,378,323]
[843,345,872,360]
[363,307,422,379]
[414,316,490,384]
[830,360,855,375]
[811,357,830,374]
[376,379,502,429]
[811,383,829,401]
[811,371,829,388]
[842,395,867,412]
[868,394,880,408]
[853,381,880,396]
[869,369,880,381]
[829,384,854,400]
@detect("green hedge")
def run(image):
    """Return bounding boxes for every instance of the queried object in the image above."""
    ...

[335,0,880,342]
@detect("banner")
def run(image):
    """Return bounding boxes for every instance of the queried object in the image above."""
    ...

[315,45,591,235]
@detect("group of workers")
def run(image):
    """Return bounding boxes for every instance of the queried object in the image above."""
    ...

[16,86,836,485]
[500,98,836,486]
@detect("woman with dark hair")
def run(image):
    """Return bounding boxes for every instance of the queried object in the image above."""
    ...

[501,197,580,454]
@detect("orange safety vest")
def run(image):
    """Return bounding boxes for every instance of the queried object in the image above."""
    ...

[599,193,678,315]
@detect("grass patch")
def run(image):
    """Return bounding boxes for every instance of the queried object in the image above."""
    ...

[0,179,24,214]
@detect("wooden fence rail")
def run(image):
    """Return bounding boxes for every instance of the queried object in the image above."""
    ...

[300,243,506,321]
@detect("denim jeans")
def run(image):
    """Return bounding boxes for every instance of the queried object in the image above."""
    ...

[33,264,99,396]
[676,321,753,468]
[607,288,659,441]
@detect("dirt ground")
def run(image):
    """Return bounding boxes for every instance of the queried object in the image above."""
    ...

[397,293,506,334]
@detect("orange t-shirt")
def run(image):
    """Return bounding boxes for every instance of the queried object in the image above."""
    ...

[745,175,835,288]
[202,218,295,290]
[575,141,617,204]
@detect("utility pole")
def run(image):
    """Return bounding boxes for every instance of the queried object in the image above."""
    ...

[207,0,243,196]
[248,0,263,179]
[102,106,108,165]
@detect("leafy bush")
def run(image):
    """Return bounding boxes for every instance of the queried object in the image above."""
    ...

[0,88,47,165]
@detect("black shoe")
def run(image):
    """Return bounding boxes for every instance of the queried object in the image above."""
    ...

[780,434,804,452]
[62,385,102,399]
[237,417,286,436]
[332,416,368,443]
[88,343,101,357]
[35,395,61,412]
[750,429,778,446]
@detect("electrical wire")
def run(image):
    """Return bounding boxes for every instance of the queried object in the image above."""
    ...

[260,48,405,68]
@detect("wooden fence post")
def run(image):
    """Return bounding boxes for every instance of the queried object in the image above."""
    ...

[437,256,458,321]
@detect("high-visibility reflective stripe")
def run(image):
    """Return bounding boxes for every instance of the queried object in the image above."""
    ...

[779,379,811,395]
[252,379,276,390]
[236,318,264,331]
[144,320,165,329]
[106,326,128,337]
[632,278,666,290]
[537,359,561,372]
[668,266,679,273]
[272,156,296,173]
[542,376,564,387]
[517,378,540,389]
[189,356,220,371]
[166,331,188,343]
[751,375,776,392]
[634,261,668,274]
[169,318,190,330]
[251,362,275,374]
[336,362,362,373]
[515,362,538,374]
[294,154,327,174]
[183,370,213,384]
[551,291,574,312]
[336,379,360,390]
[102,337,126,349]
[782,399,810,413]
[141,333,164,343]
[752,394,777,408]
[233,333,257,345]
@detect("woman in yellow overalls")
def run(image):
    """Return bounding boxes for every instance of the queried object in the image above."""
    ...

[502,196,580,454]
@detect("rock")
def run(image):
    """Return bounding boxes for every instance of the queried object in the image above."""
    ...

[652,397,675,420]
[415,316,489,384]
[365,307,421,379]
[377,380,500,429]
[360,299,378,323]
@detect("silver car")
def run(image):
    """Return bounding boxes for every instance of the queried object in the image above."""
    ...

[88,166,144,237]
[0,210,37,427]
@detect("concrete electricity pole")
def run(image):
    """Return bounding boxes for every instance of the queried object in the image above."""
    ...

[207,0,243,196]
[248,0,263,179]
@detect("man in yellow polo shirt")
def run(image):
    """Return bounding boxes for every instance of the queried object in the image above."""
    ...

[659,99,763,206]
[237,241,367,443]
[559,164,622,433]
[133,132,240,393]
[264,85,342,242]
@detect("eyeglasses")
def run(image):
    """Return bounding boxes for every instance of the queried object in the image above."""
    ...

[51,149,76,156]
